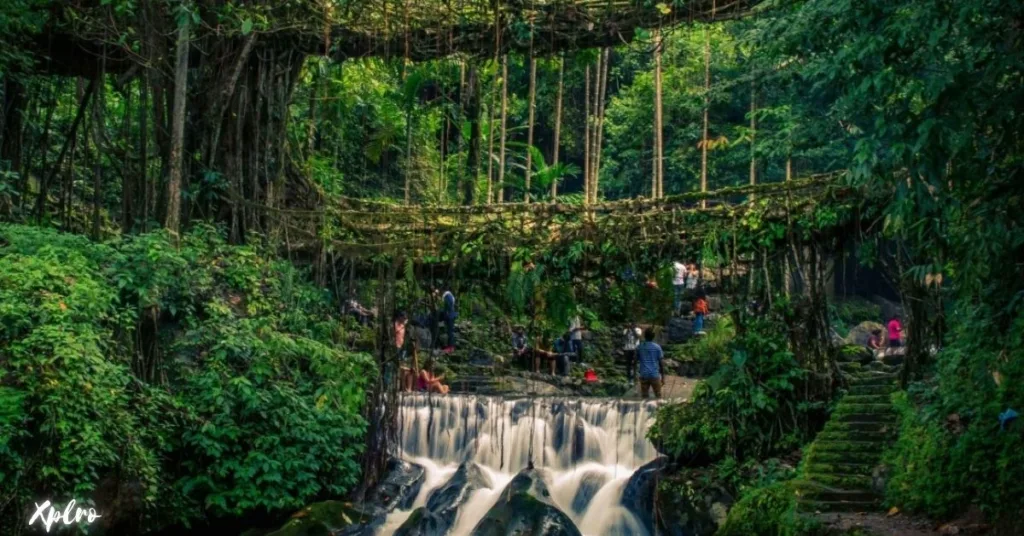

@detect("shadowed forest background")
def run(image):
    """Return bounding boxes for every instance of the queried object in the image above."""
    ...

[1,0,1023,535]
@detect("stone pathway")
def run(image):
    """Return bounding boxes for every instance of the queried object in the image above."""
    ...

[795,363,900,514]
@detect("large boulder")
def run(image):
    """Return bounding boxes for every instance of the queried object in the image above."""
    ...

[844,321,885,347]
[621,457,668,534]
[471,468,581,536]
[836,344,874,365]
[395,462,493,536]
[366,458,426,512]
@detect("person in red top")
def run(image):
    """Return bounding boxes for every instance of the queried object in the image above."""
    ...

[887,315,904,347]
[692,292,710,334]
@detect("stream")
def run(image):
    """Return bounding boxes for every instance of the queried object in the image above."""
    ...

[378,394,661,535]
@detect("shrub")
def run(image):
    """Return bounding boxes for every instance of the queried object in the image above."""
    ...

[0,224,372,531]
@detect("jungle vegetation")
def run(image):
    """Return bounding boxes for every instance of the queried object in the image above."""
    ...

[1,0,1022,534]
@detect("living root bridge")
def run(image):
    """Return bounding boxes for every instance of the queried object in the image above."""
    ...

[249,172,854,258]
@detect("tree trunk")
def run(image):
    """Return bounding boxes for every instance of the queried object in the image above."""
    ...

[749,80,757,187]
[551,57,563,201]
[524,55,537,203]
[463,61,480,205]
[92,80,104,240]
[653,32,664,199]
[486,62,498,204]
[1,76,25,176]
[36,79,95,223]
[497,55,508,204]
[164,15,190,236]
[592,48,610,204]
[700,15,712,209]
[583,64,591,204]
[140,76,150,232]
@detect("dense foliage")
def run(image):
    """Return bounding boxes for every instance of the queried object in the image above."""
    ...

[0,225,372,532]
[652,303,824,464]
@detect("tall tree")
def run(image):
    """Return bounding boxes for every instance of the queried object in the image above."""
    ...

[165,9,190,236]
[497,55,508,203]
[653,32,664,199]
[524,55,537,202]
[583,64,591,203]
[550,57,564,201]
[699,8,714,209]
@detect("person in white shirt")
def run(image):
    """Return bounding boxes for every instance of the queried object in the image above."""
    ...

[622,323,642,382]
[672,261,688,315]
[569,315,585,363]
[685,263,699,292]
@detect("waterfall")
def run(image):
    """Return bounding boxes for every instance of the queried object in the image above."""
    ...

[379,394,660,536]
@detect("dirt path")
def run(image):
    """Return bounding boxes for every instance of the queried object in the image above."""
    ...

[626,374,698,400]
[814,512,989,536]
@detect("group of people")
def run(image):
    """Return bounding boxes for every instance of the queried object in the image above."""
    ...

[511,315,587,376]
[866,315,905,355]
[383,285,461,395]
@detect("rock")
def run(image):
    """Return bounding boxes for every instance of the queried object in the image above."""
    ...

[268,501,377,536]
[395,462,493,536]
[621,457,668,534]
[469,348,499,367]
[844,321,885,347]
[570,471,610,515]
[663,358,681,372]
[872,464,889,495]
[837,344,873,365]
[366,458,426,512]
[881,348,905,366]
[470,467,581,536]
[499,376,569,396]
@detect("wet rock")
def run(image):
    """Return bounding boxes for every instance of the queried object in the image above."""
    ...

[267,501,378,536]
[395,461,494,536]
[621,457,669,534]
[844,321,885,347]
[570,471,610,515]
[366,458,426,512]
[471,468,582,536]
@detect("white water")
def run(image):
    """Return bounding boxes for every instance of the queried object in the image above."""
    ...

[379,394,660,535]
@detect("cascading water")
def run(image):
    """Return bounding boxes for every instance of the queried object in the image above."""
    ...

[379,394,661,536]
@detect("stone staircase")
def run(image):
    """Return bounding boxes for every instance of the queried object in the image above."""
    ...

[795,363,900,514]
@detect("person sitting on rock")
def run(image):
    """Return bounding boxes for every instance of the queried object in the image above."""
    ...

[417,359,449,394]
[512,326,531,370]
[512,326,560,375]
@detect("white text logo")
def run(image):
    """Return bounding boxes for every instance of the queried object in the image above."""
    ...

[28,500,101,533]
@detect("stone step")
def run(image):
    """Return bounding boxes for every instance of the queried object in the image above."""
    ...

[792,481,878,502]
[836,412,897,424]
[804,450,881,465]
[805,473,873,490]
[807,440,881,454]
[805,461,876,476]
[848,384,898,396]
[824,419,896,434]
[815,429,891,443]
[842,394,892,405]
[847,373,899,386]
[834,402,894,414]
[797,499,880,514]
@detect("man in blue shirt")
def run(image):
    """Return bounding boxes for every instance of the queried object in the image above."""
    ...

[636,328,664,398]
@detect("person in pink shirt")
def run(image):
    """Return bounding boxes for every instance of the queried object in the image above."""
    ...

[887,315,904,348]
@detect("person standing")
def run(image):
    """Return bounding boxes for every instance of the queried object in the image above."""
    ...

[685,263,699,295]
[636,328,665,398]
[693,292,710,335]
[622,323,642,383]
[392,311,409,388]
[887,315,904,348]
[672,260,688,315]
[569,314,586,363]
[437,286,457,352]
[512,326,530,370]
